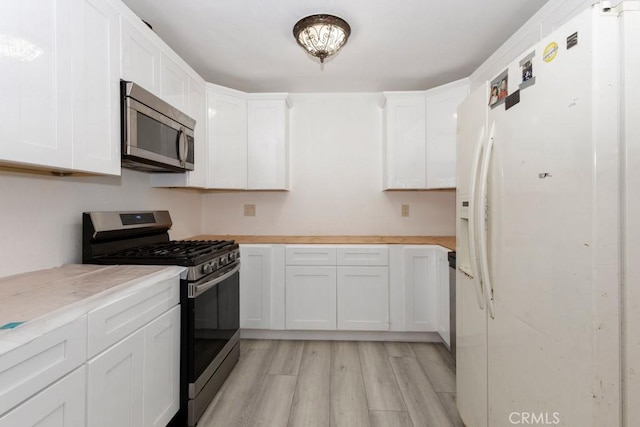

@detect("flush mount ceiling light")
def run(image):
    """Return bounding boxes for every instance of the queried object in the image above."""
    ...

[293,14,351,64]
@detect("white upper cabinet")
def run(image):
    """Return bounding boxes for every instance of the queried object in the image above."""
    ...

[71,0,121,175]
[425,78,469,189]
[151,75,208,188]
[185,77,208,188]
[0,0,72,171]
[205,87,291,190]
[247,96,290,190]
[160,53,188,112]
[120,17,161,95]
[207,84,248,189]
[383,92,427,189]
[382,78,469,189]
[0,0,120,175]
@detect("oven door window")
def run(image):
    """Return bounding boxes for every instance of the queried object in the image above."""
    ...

[191,270,239,381]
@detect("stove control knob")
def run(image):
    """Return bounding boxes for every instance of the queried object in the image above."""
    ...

[202,263,213,275]
[229,252,236,261]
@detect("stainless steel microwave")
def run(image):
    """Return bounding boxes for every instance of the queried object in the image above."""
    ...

[121,81,195,173]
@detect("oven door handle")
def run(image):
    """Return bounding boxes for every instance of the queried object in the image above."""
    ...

[189,261,240,298]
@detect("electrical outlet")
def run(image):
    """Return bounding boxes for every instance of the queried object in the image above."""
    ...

[244,204,256,216]
[401,204,410,217]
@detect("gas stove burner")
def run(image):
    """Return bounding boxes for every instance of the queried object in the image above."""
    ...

[105,240,236,260]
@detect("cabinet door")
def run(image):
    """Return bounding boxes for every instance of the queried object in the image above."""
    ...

[0,0,73,170]
[240,245,273,329]
[247,99,289,190]
[207,88,248,189]
[120,17,161,95]
[87,329,144,427]
[403,247,438,331]
[71,0,121,175]
[383,94,427,189]
[337,267,389,331]
[0,367,85,427]
[436,250,450,346]
[160,53,188,111]
[425,79,469,189]
[186,77,207,187]
[286,266,337,330]
[150,76,207,188]
[143,306,180,427]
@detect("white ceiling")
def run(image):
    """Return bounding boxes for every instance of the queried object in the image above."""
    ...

[122,0,548,93]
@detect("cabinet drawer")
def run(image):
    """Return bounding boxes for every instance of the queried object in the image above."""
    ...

[337,246,389,266]
[0,366,86,427]
[0,316,87,417]
[286,245,337,266]
[87,276,179,358]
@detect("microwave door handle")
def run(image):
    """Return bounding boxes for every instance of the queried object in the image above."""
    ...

[178,128,188,164]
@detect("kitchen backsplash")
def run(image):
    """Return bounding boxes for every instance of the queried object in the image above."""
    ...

[0,168,202,278]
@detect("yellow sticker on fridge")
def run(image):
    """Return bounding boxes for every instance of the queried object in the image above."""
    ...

[543,42,559,63]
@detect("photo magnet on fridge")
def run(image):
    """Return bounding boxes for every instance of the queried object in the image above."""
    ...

[489,69,508,109]
[519,51,536,90]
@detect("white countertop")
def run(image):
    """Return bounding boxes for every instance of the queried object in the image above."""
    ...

[0,264,185,355]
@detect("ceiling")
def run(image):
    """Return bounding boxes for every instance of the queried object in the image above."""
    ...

[122,0,548,93]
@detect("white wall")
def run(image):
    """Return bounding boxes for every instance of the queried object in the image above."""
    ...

[201,93,455,236]
[0,168,202,278]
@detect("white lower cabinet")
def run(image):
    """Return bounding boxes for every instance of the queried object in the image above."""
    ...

[0,316,87,416]
[0,366,86,427]
[0,269,182,427]
[337,266,389,331]
[403,246,438,331]
[284,245,390,332]
[143,306,181,427]
[389,245,439,332]
[436,248,451,347]
[87,294,181,427]
[241,245,272,329]
[87,328,144,427]
[286,266,337,330]
[244,244,448,337]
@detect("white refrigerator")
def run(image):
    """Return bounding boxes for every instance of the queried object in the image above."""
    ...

[455,2,640,426]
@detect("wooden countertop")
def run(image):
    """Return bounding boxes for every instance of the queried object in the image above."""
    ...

[190,235,456,251]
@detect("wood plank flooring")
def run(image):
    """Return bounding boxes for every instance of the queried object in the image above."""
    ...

[198,340,463,427]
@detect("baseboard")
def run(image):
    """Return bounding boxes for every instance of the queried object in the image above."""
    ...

[240,329,443,342]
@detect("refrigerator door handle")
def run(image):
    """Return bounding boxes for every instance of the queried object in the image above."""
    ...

[478,122,496,319]
[468,125,486,310]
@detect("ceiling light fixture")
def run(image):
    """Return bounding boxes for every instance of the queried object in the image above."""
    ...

[293,14,351,64]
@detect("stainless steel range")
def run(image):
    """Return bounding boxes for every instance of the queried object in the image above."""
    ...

[82,210,240,427]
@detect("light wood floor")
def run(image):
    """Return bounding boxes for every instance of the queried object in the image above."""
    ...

[198,339,464,427]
